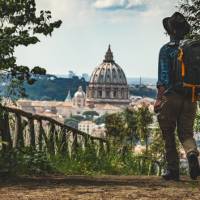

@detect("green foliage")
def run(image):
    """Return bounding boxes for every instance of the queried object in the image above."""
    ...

[23,76,88,101]
[4,79,27,100]
[136,106,153,154]
[64,115,85,129]
[194,111,200,133]
[105,112,125,144]
[149,127,165,161]
[179,0,200,39]
[105,108,138,150]
[122,108,137,145]
[0,148,53,175]
[95,113,108,125]
[71,115,85,122]
[51,145,160,176]
[82,111,99,120]
[0,0,62,99]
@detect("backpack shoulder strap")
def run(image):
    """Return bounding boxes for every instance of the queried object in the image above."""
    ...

[177,47,185,78]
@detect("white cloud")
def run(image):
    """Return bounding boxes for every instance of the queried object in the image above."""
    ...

[93,0,148,10]
[34,0,177,27]
[94,0,126,9]
[34,0,98,29]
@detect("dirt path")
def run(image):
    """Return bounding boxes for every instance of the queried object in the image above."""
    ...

[0,175,200,200]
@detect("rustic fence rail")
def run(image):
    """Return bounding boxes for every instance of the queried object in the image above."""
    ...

[0,106,109,157]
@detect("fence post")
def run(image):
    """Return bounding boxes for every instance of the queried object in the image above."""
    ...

[28,118,35,149]
[13,113,24,148]
[61,128,68,156]
[106,141,110,153]
[72,131,78,156]
[49,123,55,155]
[99,139,105,156]
[38,120,43,151]
[1,112,12,152]
[84,134,88,149]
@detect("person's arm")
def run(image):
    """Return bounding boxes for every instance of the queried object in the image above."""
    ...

[157,46,170,90]
[154,46,170,113]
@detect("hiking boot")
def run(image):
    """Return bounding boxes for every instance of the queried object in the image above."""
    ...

[162,169,180,181]
[187,152,200,180]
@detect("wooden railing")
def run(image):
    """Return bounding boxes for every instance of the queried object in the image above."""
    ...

[0,106,109,156]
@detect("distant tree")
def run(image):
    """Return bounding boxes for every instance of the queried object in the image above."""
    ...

[71,115,85,122]
[4,79,27,100]
[122,108,138,147]
[149,127,165,158]
[0,0,62,99]
[83,111,99,120]
[105,113,124,145]
[105,109,138,147]
[64,118,79,129]
[136,106,153,154]
[179,0,200,39]
[64,115,85,129]
[95,113,108,125]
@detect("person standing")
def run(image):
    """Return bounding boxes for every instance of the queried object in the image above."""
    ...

[154,12,200,181]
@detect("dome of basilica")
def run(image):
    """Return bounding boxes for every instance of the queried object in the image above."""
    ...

[74,86,86,98]
[90,46,127,85]
[86,45,130,106]
[73,86,86,107]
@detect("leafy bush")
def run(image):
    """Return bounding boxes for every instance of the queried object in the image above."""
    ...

[0,147,54,175]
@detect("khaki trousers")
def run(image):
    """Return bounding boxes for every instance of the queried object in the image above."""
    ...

[157,93,199,170]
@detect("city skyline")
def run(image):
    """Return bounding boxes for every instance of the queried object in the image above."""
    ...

[15,0,177,78]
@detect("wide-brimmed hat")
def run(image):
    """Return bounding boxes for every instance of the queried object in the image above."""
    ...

[163,12,191,36]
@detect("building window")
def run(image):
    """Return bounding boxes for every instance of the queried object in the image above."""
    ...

[106,91,110,98]
[114,89,117,98]
[121,89,124,98]
[98,90,102,98]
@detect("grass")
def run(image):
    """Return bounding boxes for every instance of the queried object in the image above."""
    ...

[50,146,159,176]
[0,145,161,176]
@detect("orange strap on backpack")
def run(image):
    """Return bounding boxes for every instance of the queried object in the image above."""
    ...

[178,48,185,78]
[178,48,200,102]
[183,83,196,102]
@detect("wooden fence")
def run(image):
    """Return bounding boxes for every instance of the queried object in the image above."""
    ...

[0,106,109,157]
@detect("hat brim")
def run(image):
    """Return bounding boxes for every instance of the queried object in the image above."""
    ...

[163,12,191,35]
[163,17,171,34]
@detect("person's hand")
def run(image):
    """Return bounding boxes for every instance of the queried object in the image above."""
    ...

[154,98,162,113]
[154,86,166,113]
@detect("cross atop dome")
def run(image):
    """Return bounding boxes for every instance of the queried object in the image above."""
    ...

[104,44,114,63]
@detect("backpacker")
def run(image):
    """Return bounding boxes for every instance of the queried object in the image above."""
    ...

[172,39,200,102]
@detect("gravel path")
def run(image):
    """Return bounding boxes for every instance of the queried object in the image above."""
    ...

[0,175,200,200]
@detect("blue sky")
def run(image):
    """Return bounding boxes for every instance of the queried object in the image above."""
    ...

[15,0,177,78]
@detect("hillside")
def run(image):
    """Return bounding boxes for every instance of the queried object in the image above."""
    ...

[1,74,157,100]
[24,75,88,101]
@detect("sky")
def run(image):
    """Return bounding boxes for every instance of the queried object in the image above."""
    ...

[15,0,178,78]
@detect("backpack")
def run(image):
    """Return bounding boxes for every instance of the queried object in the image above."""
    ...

[172,39,200,102]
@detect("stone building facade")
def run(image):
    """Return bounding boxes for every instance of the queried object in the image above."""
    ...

[86,45,130,106]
